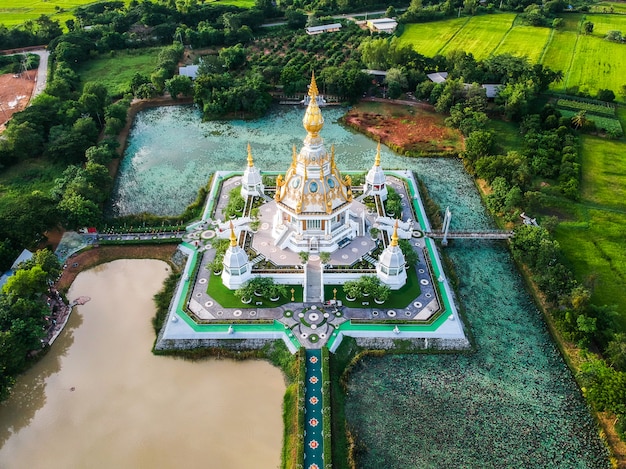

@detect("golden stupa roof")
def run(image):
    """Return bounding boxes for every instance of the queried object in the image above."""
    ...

[274,73,352,216]
[302,72,324,140]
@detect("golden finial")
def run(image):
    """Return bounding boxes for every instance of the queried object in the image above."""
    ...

[390,220,399,247]
[331,145,336,169]
[229,221,237,247]
[292,145,297,165]
[247,143,254,167]
[302,72,324,137]
[375,141,381,167]
[309,71,319,98]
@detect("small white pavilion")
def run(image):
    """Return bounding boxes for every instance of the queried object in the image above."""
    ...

[364,142,388,201]
[221,222,252,289]
[240,144,264,198]
[376,220,407,289]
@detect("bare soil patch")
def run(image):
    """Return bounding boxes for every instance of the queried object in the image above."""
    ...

[0,70,36,129]
[55,244,178,292]
[343,100,464,156]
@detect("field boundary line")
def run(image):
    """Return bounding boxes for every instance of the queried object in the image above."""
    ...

[538,27,554,64]
[490,14,517,58]
[562,18,583,90]
[435,16,471,56]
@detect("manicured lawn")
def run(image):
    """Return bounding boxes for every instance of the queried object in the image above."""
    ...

[207,273,304,308]
[398,17,469,57]
[440,14,515,60]
[323,268,421,310]
[493,24,551,62]
[76,48,162,97]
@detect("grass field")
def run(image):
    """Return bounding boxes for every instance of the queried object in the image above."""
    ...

[398,17,469,57]
[75,48,162,97]
[493,24,551,62]
[399,12,626,97]
[591,2,626,14]
[440,14,516,59]
[553,134,626,328]
[0,0,252,29]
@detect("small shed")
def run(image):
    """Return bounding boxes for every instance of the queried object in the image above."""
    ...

[427,72,449,84]
[366,18,398,33]
[482,84,502,99]
[179,65,199,79]
[306,23,342,35]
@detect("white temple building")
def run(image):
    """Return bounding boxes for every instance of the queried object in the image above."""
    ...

[364,142,388,202]
[240,144,264,198]
[271,73,359,253]
[376,220,407,289]
[221,221,252,289]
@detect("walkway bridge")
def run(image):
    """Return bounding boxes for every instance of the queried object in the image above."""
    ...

[426,230,514,240]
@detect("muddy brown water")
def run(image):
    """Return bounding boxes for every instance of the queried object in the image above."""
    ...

[0,259,285,469]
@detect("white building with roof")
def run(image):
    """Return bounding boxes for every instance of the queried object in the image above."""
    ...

[306,23,342,35]
[366,18,398,33]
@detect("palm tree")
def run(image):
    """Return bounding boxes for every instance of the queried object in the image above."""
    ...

[571,110,587,129]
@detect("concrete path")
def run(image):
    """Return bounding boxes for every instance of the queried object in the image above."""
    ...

[305,259,322,303]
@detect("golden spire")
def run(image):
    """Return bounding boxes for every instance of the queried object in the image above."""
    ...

[309,71,319,97]
[375,141,381,167]
[292,144,297,166]
[302,72,324,138]
[229,221,237,247]
[319,166,324,180]
[390,220,399,247]
[247,143,254,167]
[331,144,336,169]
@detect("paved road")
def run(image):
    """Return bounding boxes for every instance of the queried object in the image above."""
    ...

[31,49,49,99]
[261,9,394,27]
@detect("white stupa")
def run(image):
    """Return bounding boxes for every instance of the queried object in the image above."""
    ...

[364,141,388,202]
[221,221,252,289]
[271,73,358,253]
[376,220,407,289]
[240,143,264,198]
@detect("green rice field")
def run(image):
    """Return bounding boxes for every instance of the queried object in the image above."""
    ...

[553,135,626,327]
[399,12,626,97]
[439,14,516,60]
[0,0,131,28]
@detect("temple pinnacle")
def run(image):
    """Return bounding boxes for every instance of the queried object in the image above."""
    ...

[391,219,399,247]
[229,221,237,247]
[309,71,319,98]
[247,143,254,167]
[375,141,381,167]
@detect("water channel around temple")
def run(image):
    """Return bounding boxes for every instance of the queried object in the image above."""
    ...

[1,105,609,467]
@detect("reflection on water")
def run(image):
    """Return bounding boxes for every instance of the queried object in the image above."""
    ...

[0,260,285,469]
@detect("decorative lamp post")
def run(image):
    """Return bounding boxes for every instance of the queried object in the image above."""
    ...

[291,288,295,302]
[333,288,337,300]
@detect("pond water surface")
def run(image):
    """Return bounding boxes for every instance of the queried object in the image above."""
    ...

[0,260,285,469]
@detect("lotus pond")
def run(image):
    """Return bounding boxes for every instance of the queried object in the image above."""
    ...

[114,105,609,467]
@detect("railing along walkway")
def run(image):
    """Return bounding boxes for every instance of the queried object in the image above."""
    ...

[427,230,514,240]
